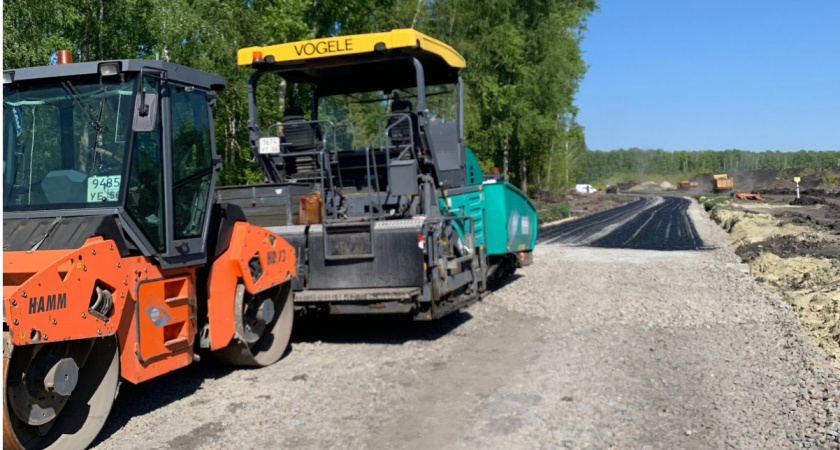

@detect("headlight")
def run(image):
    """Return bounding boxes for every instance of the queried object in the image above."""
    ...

[98,63,120,77]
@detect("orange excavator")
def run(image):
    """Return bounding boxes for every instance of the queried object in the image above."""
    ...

[3,53,296,449]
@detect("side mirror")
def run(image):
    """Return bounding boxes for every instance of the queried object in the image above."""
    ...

[132,92,158,132]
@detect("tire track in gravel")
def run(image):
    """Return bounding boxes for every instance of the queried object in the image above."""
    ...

[366,306,545,449]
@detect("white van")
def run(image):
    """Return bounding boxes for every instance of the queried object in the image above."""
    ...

[575,184,598,194]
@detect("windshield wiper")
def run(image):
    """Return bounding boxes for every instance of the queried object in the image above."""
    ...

[61,81,107,169]
[61,81,101,127]
[90,86,109,169]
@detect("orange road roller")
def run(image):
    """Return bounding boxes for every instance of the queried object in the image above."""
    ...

[3,57,296,449]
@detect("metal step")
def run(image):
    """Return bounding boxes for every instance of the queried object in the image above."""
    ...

[294,287,421,303]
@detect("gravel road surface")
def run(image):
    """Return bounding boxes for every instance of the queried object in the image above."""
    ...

[93,197,839,449]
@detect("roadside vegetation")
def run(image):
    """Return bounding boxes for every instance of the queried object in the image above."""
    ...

[822,173,839,186]
[3,0,597,193]
[697,194,732,210]
[538,202,572,224]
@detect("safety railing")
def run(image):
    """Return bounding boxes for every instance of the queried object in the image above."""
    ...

[374,114,420,205]
[262,119,381,260]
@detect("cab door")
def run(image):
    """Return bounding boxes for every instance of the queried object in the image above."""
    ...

[159,84,220,268]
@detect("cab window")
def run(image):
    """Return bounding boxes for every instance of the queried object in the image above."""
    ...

[125,77,165,250]
[170,86,213,240]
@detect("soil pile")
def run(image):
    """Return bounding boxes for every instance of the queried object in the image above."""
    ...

[827,203,840,219]
[710,209,813,246]
[759,201,840,232]
[736,234,840,262]
[709,207,840,367]
[750,253,840,363]
[815,184,840,194]
[627,181,662,192]
[791,196,827,206]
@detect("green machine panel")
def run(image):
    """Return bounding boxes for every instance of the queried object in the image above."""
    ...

[465,148,483,186]
[438,147,536,256]
[483,180,537,255]
[439,185,485,248]
[437,147,486,247]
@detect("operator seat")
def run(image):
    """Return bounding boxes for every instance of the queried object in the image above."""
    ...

[282,106,321,176]
[283,107,321,152]
[387,101,419,149]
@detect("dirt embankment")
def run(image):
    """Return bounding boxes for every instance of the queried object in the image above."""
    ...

[709,205,840,367]
[781,200,840,232]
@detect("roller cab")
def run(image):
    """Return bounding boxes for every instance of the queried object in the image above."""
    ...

[3,58,296,450]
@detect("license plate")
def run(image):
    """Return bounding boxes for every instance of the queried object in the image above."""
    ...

[259,137,281,154]
[87,175,121,202]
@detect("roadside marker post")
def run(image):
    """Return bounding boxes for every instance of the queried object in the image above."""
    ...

[794,177,801,199]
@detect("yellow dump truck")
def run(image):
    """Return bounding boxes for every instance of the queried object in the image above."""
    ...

[713,173,734,193]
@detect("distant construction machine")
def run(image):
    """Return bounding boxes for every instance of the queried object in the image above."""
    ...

[677,180,699,190]
[735,192,763,201]
[616,180,637,191]
[3,55,296,449]
[713,173,734,193]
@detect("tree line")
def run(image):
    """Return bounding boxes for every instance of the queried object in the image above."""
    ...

[3,0,597,192]
[583,148,840,185]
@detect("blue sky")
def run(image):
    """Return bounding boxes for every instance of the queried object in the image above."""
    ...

[576,0,840,151]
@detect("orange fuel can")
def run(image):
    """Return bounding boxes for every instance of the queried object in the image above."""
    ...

[299,192,323,225]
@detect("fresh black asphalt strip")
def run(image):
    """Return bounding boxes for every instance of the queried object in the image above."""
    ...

[539,196,709,251]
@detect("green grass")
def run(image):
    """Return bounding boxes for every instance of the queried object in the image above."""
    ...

[697,194,731,211]
[538,201,571,223]
[821,173,839,186]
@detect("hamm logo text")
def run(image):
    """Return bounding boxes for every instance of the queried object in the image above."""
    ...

[29,293,67,314]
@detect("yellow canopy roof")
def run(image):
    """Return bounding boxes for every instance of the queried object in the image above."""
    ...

[238,29,465,69]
